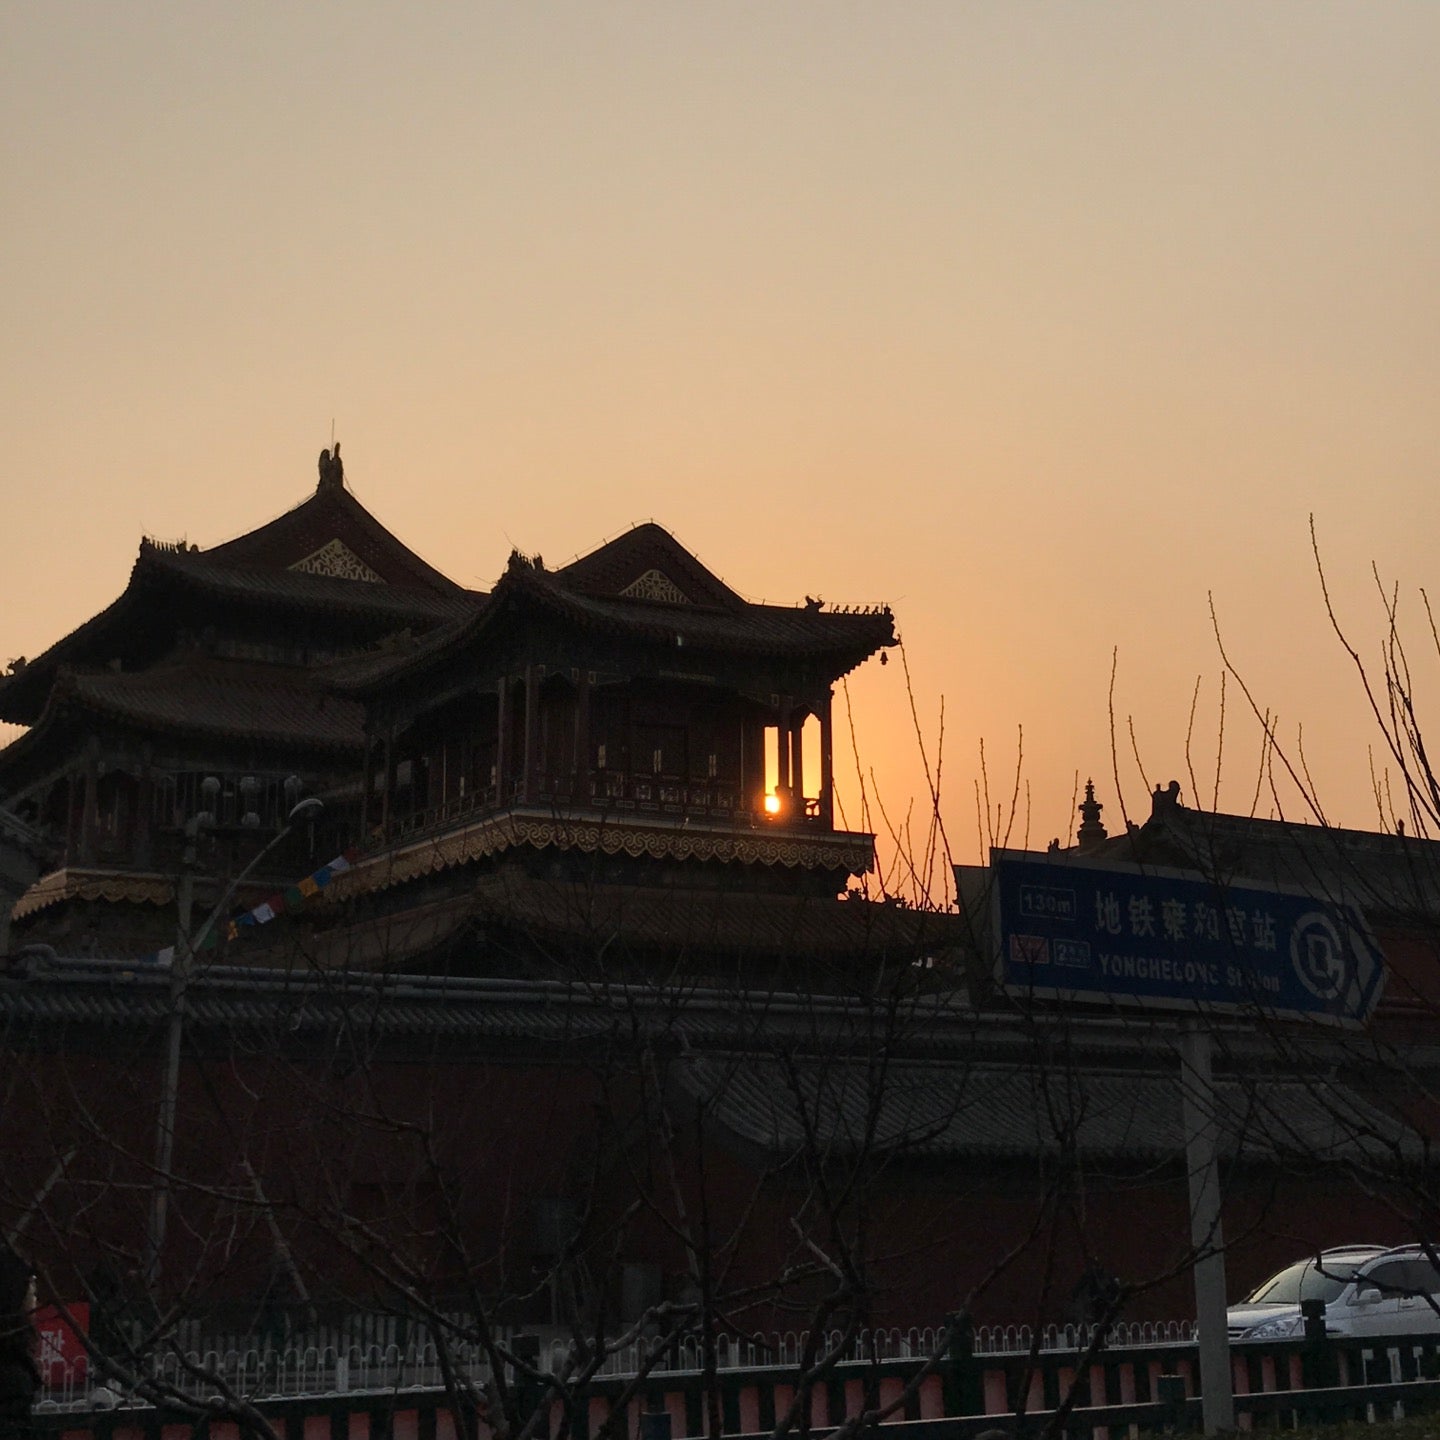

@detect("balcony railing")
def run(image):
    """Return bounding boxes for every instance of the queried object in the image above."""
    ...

[377,770,825,851]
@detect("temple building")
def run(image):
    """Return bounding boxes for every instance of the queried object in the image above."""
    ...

[0,450,953,976]
[0,448,470,957]
[0,451,1429,1335]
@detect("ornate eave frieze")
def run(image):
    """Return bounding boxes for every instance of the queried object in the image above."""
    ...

[329,811,875,899]
[12,867,176,920]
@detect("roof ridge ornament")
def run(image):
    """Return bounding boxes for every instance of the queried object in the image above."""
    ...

[1151,779,1183,816]
[317,443,344,493]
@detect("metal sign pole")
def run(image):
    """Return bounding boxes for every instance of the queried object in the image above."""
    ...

[975,849,1390,1435]
[1179,1021,1234,1434]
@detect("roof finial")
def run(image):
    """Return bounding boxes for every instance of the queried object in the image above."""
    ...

[1150,779,1182,816]
[1076,779,1108,850]
[317,443,344,493]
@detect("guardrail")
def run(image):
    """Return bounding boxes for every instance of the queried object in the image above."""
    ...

[34,1322,1195,1406]
[32,1323,1440,1439]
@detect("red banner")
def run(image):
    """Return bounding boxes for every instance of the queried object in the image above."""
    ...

[35,1302,89,1387]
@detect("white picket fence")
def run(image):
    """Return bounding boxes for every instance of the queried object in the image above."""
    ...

[36,1318,1194,1410]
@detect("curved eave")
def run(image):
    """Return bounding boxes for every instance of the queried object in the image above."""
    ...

[328,811,881,900]
[333,566,895,699]
[3,669,365,772]
[0,549,469,729]
[0,716,55,792]
[0,586,140,725]
[0,803,49,860]
[136,544,477,629]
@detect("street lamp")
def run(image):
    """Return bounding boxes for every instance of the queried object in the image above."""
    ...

[143,794,323,1292]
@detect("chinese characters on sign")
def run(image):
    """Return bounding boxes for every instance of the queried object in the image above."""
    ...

[991,853,1386,1023]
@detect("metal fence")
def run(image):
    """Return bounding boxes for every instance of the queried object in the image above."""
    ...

[36,1318,1198,1407]
[33,1324,1440,1439]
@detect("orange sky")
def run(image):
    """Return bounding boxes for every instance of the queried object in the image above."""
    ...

[3,4,1439,900]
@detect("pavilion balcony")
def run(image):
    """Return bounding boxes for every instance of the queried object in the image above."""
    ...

[374,768,829,853]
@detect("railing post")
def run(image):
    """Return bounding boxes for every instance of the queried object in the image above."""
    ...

[943,1313,982,1417]
[1301,1298,1336,1392]
[511,1334,541,1432]
[639,1400,672,1440]
[1156,1374,1188,1431]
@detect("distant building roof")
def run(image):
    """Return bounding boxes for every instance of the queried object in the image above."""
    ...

[1086,780,1440,923]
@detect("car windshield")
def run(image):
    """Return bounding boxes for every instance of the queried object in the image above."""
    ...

[1244,1257,1366,1306]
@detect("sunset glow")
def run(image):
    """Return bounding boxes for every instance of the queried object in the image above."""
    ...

[3,4,1438,904]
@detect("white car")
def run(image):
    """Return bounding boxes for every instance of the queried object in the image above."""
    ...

[1228,1245,1440,1343]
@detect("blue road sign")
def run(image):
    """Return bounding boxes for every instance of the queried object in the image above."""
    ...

[984,851,1386,1024]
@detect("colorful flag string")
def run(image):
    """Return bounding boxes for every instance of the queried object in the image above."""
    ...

[147,848,358,966]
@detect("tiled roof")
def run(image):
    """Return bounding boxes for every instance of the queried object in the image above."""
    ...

[137,544,480,626]
[555,523,746,609]
[680,1053,1405,1164]
[0,590,139,724]
[253,892,477,969]
[0,963,972,1048]
[0,805,47,856]
[461,871,961,962]
[1084,787,1440,922]
[0,962,1412,1164]
[0,481,472,725]
[327,812,878,899]
[49,658,364,751]
[200,471,463,594]
[332,543,895,695]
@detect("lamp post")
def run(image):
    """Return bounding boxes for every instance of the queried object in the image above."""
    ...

[143,795,323,1293]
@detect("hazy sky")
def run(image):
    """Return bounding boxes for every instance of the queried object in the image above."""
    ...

[3,3,1438,895]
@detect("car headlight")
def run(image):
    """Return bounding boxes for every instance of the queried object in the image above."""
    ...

[1244,1315,1304,1341]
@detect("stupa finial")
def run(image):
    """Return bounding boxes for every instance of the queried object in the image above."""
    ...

[1076,779,1108,849]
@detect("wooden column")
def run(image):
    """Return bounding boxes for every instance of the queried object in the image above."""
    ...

[791,715,805,816]
[744,716,764,814]
[522,664,540,805]
[495,677,510,802]
[574,670,591,805]
[358,730,373,840]
[380,726,396,838]
[737,717,747,811]
[78,743,100,865]
[819,691,835,828]
[776,701,792,804]
[136,750,154,868]
[64,771,79,867]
